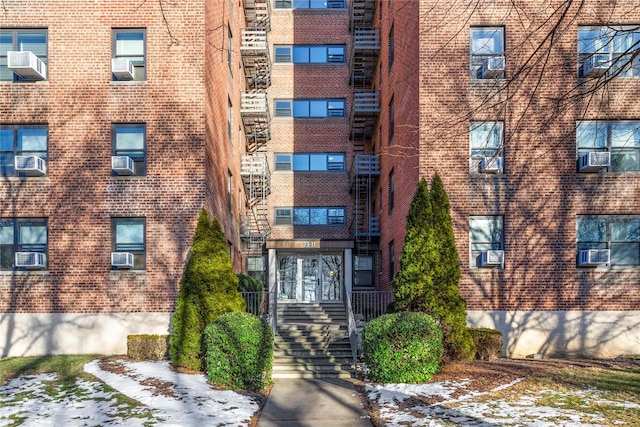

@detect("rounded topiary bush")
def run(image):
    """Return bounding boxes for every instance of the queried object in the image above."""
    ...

[204,312,273,391]
[363,312,443,383]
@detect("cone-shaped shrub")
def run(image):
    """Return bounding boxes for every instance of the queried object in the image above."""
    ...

[391,175,474,361]
[169,208,246,371]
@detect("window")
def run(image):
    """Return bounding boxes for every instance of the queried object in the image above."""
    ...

[578,216,640,266]
[274,45,346,63]
[470,27,505,79]
[388,96,394,143]
[0,219,48,270]
[470,121,503,173]
[578,26,640,78]
[112,218,145,270]
[0,29,48,81]
[354,255,373,287]
[274,0,345,9]
[470,216,503,268]
[275,207,346,226]
[388,169,394,212]
[228,99,233,144]
[113,124,145,176]
[228,28,233,74]
[247,255,265,283]
[274,99,346,118]
[388,240,395,282]
[388,24,394,70]
[577,121,640,172]
[227,170,233,210]
[112,29,146,81]
[1,125,48,177]
[274,153,345,171]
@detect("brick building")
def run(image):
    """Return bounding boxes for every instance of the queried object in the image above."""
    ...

[2,0,639,358]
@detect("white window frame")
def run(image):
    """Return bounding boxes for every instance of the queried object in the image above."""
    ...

[470,26,505,79]
[470,121,504,173]
[578,26,640,78]
[577,215,640,267]
[469,216,504,269]
[577,121,640,172]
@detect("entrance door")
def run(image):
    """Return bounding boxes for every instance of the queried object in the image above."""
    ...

[277,253,342,302]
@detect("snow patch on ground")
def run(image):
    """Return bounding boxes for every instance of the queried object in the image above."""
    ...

[366,377,635,427]
[0,359,260,427]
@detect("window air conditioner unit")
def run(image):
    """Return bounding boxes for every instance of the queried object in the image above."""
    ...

[578,249,610,266]
[112,58,135,80]
[111,252,134,268]
[481,56,505,79]
[7,51,47,80]
[15,156,47,176]
[582,54,610,77]
[479,156,503,173]
[578,152,610,172]
[480,250,504,267]
[15,252,46,269]
[111,156,135,175]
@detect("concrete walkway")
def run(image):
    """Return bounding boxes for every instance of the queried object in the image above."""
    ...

[257,378,373,427]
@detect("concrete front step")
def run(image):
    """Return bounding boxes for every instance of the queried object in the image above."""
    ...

[273,302,352,379]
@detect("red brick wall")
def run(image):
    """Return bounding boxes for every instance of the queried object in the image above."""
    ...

[415,0,640,311]
[375,0,421,291]
[268,9,354,242]
[0,0,243,313]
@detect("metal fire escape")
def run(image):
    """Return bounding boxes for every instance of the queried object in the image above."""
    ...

[350,154,380,242]
[240,0,272,245]
[349,0,380,243]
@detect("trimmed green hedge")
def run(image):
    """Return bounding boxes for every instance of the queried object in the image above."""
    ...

[127,335,168,360]
[363,312,443,383]
[468,328,503,361]
[204,312,273,391]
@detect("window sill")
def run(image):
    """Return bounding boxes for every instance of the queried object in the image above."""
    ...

[576,266,640,273]
[0,270,50,275]
[110,270,147,276]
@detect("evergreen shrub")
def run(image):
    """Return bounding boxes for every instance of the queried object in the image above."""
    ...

[169,209,246,371]
[363,312,443,383]
[468,328,503,361]
[205,312,273,391]
[127,335,168,360]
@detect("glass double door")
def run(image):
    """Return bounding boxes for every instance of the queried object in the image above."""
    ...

[278,253,342,301]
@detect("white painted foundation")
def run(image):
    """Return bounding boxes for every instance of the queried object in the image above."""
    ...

[0,312,171,357]
[467,310,640,358]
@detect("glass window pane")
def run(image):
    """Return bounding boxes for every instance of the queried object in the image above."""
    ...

[293,154,309,171]
[292,46,310,63]
[309,100,327,117]
[578,27,611,53]
[309,46,326,63]
[309,0,326,7]
[610,218,640,241]
[576,122,607,148]
[0,154,14,175]
[611,123,640,147]
[327,100,345,116]
[309,154,326,170]
[470,217,502,243]
[293,208,310,225]
[355,256,373,270]
[471,122,502,151]
[275,46,291,62]
[327,47,345,61]
[19,223,47,244]
[611,242,640,265]
[611,150,640,171]
[17,33,46,56]
[292,0,309,8]
[0,33,12,52]
[577,218,607,242]
[0,128,13,151]
[17,128,47,151]
[0,222,14,244]
[116,221,144,244]
[309,208,327,225]
[116,32,144,56]
[115,127,145,150]
[293,100,310,117]
[471,28,503,54]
